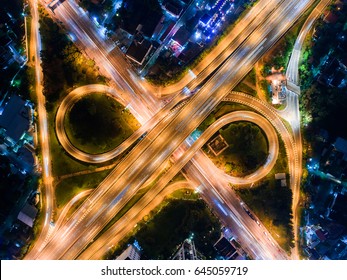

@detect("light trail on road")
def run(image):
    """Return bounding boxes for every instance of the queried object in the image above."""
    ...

[25,0,55,259]
[27,0,317,260]
[278,0,332,259]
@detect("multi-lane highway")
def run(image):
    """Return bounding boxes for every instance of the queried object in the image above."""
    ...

[76,110,280,260]
[78,181,196,260]
[28,0,315,261]
[48,0,289,100]
[25,0,325,260]
[55,84,192,163]
[55,1,289,164]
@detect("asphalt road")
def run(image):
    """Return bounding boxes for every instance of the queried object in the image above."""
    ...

[28,0,316,260]
[76,110,279,260]
[25,0,55,259]
[279,0,332,258]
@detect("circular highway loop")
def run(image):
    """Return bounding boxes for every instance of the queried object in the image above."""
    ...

[65,92,137,155]
[56,84,143,163]
[57,86,279,185]
[56,84,190,163]
[207,121,269,177]
[186,110,279,185]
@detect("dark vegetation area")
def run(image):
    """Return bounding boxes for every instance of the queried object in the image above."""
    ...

[204,122,268,177]
[237,181,294,252]
[80,0,114,15]
[39,7,105,109]
[0,156,24,224]
[0,154,38,259]
[221,122,268,171]
[66,93,137,154]
[299,3,347,138]
[146,55,188,87]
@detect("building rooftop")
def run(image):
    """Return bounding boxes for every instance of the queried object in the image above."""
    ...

[275,173,286,180]
[126,39,152,65]
[214,237,237,259]
[118,0,163,38]
[172,26,190,47]
[334,137,347,160]
[178,42,201,63]
[0,95,30,144]
[159,22,175,42]
[141,10,163,38]
[17,203,38,228]
[315,228,328,242]
[330,194,347,225]
[199,14,212,26]
[172,238,199,260]
[17,146,34,172]
[164,1,183,18]
[280,179,287,187]
[323,11,339,24]
[116,244,141,260]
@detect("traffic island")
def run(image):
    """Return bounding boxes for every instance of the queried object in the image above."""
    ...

[64,92,139,155]
[204,121,269,177]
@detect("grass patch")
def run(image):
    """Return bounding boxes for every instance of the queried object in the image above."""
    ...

[205,122,269,177]
[55,170,111,209]
[25,16,32,61]
[65,93,139,154]
[235,135,293,252]
[168,188,200,200]
[259,79,271,102]
[169,172,187,184]
[47,104,99,177]
[198,102,252,132]
[274,103,287,110]
[234,82,257,96]
[234,68,257,96]
[38,6,117,177]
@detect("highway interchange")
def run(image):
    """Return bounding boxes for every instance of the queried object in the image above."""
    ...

[25,0,330,260]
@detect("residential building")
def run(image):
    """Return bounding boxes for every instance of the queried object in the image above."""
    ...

[0,95,32,150]
[214,236,239,259]
[318,58,346,88]
[172,26,190,47]
[163,1,183,18]
[334,137,347,161]
[126,38,153,65]
[17,203,38,228]
[305,225,328,249]
[116,244,141,260]
[172,238,199,260]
